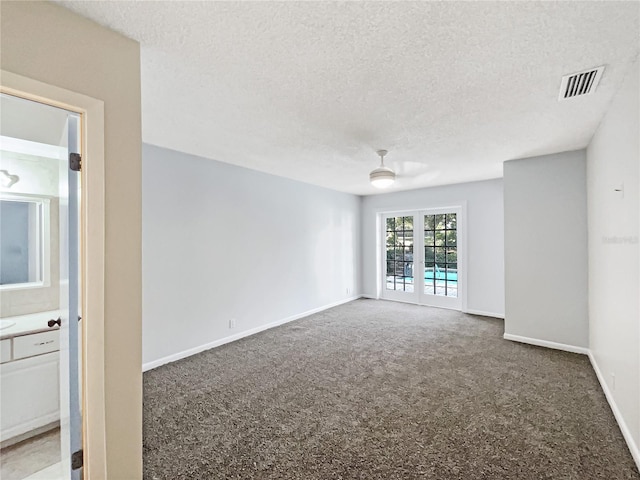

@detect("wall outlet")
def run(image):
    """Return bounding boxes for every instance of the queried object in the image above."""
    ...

[346,287,351,295]
[229,318,237,329]
[614,183,625,198]
[611,373,616,391]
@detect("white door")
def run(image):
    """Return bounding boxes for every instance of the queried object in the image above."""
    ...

[381,207,463,310]
[61,112,83,480]
[382,214,417,303]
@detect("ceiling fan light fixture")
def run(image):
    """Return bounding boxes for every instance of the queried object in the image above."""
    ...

[0,169,19,188]
[369,149,395,188]
[369,167,396,188]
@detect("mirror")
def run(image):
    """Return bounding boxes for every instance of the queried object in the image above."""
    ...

[0,195,50,288]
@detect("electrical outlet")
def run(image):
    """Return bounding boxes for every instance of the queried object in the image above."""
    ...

[346,287,351,295]
[229,318,236,329]
[611,373,616,391]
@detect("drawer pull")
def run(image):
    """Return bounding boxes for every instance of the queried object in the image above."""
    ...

[35,340,54,346]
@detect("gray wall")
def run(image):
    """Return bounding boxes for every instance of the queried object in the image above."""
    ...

[587,57,639,450]
[361,178,504,317]
[504,150,588,347]
[142,144,361,367]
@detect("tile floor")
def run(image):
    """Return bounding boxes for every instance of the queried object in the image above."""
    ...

[23,462,63,480]
[0,428,61,480]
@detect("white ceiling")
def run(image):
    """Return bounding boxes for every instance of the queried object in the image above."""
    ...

[57,1,639,195]
[1,93,69,147]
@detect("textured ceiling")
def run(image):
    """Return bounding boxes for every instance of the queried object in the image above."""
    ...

[57,1,639,195]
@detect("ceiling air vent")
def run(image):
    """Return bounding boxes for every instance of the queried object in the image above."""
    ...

[558,66,605,101]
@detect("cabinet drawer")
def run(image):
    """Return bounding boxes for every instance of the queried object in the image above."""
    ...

[0,340,10,363]
[13,331,59,360]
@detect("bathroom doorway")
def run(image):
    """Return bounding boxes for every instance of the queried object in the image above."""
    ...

[0,93,83,480]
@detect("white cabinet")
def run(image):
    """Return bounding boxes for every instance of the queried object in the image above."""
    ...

[0,339,11,363]
[13,330,60,360]
[0,351,60,443]
[0,327,61,445]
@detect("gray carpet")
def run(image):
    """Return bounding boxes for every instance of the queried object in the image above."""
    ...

[143,299,639,479]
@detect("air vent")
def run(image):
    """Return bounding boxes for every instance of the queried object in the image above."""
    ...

[558,66,605,101]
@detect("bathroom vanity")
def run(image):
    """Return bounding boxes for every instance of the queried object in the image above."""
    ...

[0,311,60,446]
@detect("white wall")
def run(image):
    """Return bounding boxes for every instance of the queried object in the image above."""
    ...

[0,151,61,317]
[142,144,361,367]
[587,57,639,457]
[504,150,588,348]
[0,151,60,197]
[361,179,504,317]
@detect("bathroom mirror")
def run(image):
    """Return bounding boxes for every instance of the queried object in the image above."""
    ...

[0,194,50,289]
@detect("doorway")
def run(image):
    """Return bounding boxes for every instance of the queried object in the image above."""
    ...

[0,93,83,480]
[381,207,464,310]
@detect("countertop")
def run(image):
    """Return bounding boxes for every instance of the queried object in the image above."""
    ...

[0,311,60,340]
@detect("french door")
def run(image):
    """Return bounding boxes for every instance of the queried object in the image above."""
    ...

[381,207,463,310]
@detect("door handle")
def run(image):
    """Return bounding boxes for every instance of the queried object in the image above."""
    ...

[48,317,62,328]
[47,316,81,328]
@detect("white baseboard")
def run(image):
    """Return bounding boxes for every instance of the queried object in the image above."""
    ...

[142,296,361,372]
[588,351,640,472]
[505,334,639,470]
[503,333,589,355]
[1,414,59,446]
[465,309,505,319]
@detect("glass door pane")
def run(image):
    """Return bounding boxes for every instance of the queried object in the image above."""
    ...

[423,213,458,298]
[383,214,417,302]
[419,209,462,310]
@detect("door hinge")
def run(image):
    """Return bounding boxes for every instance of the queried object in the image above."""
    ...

[71,449,83,470]
[70,153,82,172]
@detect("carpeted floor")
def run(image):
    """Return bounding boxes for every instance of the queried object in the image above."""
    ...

[143,299,639,479]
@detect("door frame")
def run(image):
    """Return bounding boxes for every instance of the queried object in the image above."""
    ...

[1,70,107,477]
[377,203,468,312]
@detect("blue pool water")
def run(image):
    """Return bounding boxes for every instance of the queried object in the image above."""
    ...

[390,265,458,283]
[424,271,458,282]
[393,272,458,283]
